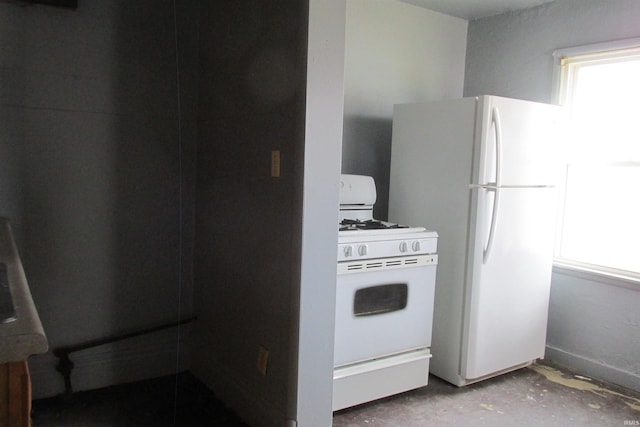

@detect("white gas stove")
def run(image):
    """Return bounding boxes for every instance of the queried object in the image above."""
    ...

[333,174,438,411]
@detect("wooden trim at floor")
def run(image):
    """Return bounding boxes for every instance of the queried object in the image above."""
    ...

[0,361,31,427]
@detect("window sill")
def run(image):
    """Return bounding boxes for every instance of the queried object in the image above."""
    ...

[552,261,640,291]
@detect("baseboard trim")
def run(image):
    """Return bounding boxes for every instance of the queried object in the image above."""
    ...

[545,345,640,392]
[29,328,191,399]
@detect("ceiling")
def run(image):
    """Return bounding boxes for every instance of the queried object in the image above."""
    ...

[400,0,556,20]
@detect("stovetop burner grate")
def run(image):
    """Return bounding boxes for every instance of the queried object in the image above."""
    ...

[339,219,409,232]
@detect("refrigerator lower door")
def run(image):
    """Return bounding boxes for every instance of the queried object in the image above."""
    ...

[462,186,556,380]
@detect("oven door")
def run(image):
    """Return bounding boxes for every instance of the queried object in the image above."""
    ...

[334,255,437,367]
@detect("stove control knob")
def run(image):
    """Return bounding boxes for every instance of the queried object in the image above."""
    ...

[358,244,368,256]
[399,241,408,253]
[343,245,354,258]
[412,241,421,252]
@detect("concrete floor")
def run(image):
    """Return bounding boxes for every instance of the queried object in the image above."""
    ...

[32,372,248,427]
[32,362,640,426]
[333,362,640,426]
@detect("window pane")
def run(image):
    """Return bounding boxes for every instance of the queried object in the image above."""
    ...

[570,59,640,162]
[557,53,640,275]
[559,163,640,273]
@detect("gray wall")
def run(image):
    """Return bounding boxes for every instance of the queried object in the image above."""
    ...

[464,0,640,391]
[0,0,197,397]
[1,1,345,423]
[192,1,342,425]
[342,0,467,219]
[0,1,344,423]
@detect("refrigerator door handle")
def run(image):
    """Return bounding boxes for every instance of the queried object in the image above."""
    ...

[481,107,503,264]
[483,187,500,264]
[492,107,503,188]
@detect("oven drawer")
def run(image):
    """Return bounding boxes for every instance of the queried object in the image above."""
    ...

[333,348,431,411]
[334,262,436,367]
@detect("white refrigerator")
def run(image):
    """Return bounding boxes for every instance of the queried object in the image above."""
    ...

[389,95,562,386]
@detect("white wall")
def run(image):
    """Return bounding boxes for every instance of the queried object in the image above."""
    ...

[342,0,467,218]
[292,2,346,424]
[464,0,640,391]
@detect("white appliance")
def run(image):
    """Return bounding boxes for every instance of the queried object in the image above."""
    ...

[389,95,561,386]
[333,174,438,410]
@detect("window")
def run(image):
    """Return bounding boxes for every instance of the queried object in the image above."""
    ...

[553,39,640,281]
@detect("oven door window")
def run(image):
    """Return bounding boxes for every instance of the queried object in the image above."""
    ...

[353,283,408,316]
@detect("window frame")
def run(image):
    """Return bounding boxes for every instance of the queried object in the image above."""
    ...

[551,37,640,287]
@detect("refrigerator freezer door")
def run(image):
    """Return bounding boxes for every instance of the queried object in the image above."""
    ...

[462,186,556,380]
[477,96,562,188]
